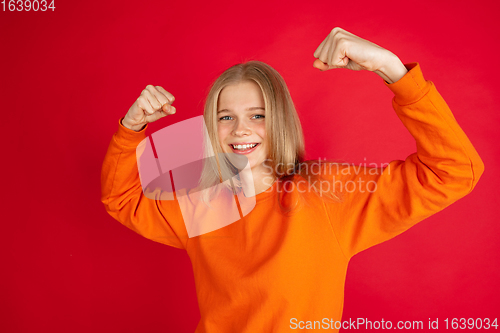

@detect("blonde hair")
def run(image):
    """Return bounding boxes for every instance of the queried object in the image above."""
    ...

[196,60,342,211]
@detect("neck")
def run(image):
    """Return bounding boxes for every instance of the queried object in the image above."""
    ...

[239,165,276,197]
[248,168,276,195]
[252,170,276,195]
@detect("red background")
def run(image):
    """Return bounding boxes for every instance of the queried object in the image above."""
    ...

[1,0,499,331]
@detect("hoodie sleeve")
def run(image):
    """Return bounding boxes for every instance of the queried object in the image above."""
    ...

[100,118,188,250]
[322,63,484,260]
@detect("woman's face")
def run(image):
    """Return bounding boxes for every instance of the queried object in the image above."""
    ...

[217,80,269,173]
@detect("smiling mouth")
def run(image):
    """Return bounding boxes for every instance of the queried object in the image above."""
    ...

[230,143,259,151]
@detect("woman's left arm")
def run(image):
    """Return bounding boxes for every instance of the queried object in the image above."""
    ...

[313,28,485,259]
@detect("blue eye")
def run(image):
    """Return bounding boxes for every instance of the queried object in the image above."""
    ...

[219,114,264,121]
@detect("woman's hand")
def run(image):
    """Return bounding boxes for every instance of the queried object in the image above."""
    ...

[313,27,408,84]
[122,85,176,131]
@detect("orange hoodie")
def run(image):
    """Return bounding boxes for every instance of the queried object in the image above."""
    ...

[101,63,484,332]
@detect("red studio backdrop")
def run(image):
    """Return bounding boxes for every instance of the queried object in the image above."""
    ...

[1,0,499,332]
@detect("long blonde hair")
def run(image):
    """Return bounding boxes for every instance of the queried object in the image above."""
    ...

[197,60,343,211]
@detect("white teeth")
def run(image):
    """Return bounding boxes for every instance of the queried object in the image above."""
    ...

[232,143,257,150]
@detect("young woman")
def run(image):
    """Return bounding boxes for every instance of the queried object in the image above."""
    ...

[101,27,484,332]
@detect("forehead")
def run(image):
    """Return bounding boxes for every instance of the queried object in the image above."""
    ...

[218,80,264,109]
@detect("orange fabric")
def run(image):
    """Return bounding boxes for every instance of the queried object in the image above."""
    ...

[101,63,484,332]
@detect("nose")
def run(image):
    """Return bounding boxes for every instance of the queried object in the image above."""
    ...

[232,119,251,137]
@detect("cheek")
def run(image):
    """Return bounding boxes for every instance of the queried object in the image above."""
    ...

[217,126,231,150]
[217,125,226,141]
[255,127,268,156]
[256,125,267,143]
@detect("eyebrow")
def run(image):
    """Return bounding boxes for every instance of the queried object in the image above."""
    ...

[217,107,265,114]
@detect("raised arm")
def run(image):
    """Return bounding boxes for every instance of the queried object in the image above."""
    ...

[313,28,485,259]
[101,86,188,250]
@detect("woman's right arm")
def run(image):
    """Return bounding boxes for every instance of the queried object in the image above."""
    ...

[100,86,188,250]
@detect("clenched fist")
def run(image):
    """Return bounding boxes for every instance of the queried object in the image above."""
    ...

[122,85,176,132]
[313,27,407,84]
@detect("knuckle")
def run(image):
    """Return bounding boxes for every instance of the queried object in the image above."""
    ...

[145,84,155,90]
[332,28,345,38]
[337,37,348,46]
[137,97,147,107]
[333,32,345,41]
